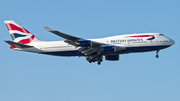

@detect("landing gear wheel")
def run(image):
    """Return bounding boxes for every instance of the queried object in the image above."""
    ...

[156,55,159,58]
[86,54,103,65]
[156,50,159,58]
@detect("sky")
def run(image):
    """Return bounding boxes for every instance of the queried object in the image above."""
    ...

[0,0,180,101]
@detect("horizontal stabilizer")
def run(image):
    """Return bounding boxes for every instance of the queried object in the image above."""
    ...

[4,40,33,48]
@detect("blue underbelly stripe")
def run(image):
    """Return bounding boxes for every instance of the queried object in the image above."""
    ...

[41,45,171,56]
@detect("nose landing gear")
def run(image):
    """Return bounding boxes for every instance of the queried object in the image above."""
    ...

[156,50,159,58]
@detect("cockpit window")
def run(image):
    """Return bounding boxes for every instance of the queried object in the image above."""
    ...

[159,34,164,36]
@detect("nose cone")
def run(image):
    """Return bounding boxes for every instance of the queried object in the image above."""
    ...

[170,39,175,45]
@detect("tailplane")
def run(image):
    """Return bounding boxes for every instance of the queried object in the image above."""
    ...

[4,20,41,44]
[4,40,33,48]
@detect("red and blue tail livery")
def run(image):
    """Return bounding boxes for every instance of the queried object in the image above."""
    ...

[4,20,40,43]
[4,20,40,49]
[4,20,175,65]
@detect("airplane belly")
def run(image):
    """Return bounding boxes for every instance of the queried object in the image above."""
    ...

[116,45,171,54]
[39,45,84,56]
[41,50,84,56]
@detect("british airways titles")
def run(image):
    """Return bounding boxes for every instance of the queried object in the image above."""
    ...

[111,38,144,43]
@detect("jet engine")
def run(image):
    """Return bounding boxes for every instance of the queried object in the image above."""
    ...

[105,55,119,61]
[75,40,92,47]
[101,46,115,52]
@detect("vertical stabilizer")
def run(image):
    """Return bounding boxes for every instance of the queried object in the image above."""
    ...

[4,20,41,43]
[4,20,41,49]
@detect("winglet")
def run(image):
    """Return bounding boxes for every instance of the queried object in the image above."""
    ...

[44,26,54,32]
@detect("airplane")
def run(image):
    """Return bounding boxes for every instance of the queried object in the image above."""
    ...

[4,20,175,65]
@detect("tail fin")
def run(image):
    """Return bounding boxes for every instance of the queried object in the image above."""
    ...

[4,20,41,45]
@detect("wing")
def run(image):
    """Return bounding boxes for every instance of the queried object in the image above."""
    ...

[44,26,80,41]
[44,26,125,55]
[44,26,102,46]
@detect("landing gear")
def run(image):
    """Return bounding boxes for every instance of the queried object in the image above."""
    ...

[156,50,159,58]
[97,59,103,65]
[86,54,103,65]
[156,55,159,58]
[98,62,101,65]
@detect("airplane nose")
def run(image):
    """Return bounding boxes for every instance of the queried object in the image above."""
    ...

[171,39,175,45]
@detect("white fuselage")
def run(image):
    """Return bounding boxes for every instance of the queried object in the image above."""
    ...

[5,20,175,65]
[13,33,175,56]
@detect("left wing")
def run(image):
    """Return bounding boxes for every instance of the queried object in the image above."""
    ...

[44,26,80,41]
[44,26,102,47]
[44,26,125,55]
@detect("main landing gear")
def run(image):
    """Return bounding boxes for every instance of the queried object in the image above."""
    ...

[86,54,103,65]
[156,50,159,58]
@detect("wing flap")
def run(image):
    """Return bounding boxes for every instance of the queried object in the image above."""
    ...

[78,47,97,55]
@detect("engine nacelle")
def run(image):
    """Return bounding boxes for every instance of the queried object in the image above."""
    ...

[101,46,115,52]
[76,40,92,47]
[105,55,119,61]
